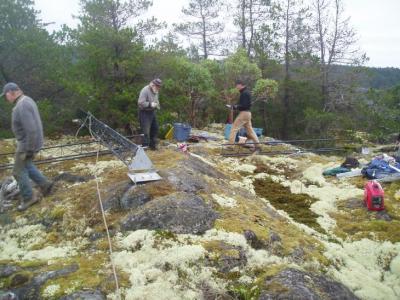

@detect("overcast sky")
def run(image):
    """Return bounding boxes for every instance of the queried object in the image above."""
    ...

[34,0,400,68]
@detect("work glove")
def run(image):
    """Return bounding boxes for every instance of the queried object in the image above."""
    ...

[150,102,158,109]
[232,105,239,110]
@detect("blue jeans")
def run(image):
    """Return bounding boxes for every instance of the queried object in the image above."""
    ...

[13,152,49,201]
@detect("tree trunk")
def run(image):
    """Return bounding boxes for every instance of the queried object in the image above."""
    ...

[247,0,254,57]
[282,0,291,139]
[201,14,208,59]
[241,0,247,49]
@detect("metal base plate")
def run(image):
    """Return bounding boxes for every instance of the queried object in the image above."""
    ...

[128,172,162,183]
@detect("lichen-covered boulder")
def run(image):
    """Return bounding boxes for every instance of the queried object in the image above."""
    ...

[102,181,132,211]
[0,266,20,278]
[160,156,226,194]
[161,168,207,193]
[121,192,218,234]
[10,265,79,300]
[53,173,93,184]
[120,186,151,210]
[259,268,358,300]
[102,182,151,211]
[180,157,226,179]
[60,290,105,300]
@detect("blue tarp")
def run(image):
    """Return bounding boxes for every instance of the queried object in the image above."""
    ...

[362,158,400,179]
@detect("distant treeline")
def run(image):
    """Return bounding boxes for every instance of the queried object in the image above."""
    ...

[358,67,400,89]
[326,65,400,90]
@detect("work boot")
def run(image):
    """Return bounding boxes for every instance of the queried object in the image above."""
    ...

[17,191,40,212]
[40,181,54,197]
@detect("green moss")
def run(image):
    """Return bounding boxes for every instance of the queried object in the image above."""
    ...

[50,206,66,220]
[41,253,109,298]
[154,230,178,241]
[383,182,400,218]
[46,231,60,244]
[224,265,289,300]
[214,213,269,241]
[216,270,241,281]
[229,283,261,300]
[254,164,279,176]
[2,271,33,288]
[333,210,400,242]
[263,280,289,295]
[253,178,325,233]
[333,194,400,242]
[203,240,241,261]
[18,260,48,268]
[253,264,286,281]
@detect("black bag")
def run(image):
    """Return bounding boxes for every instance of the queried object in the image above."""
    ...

[341,157,360,169]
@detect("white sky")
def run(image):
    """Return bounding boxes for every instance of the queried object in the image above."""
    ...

[34,0,400,68]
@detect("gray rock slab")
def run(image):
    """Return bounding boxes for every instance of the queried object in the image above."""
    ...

[121,192,218,234]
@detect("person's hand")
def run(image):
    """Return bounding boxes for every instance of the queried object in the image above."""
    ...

[150,102,157,108]
[17,152,27,160]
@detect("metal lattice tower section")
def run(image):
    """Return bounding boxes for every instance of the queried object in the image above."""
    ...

[87,113,139,167]
[83,111,161,183]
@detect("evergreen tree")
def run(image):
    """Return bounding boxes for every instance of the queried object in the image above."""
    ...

[174,0,224,59]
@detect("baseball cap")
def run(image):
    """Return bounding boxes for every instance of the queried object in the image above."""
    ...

[152,78,162,87]
[1,82,20,98]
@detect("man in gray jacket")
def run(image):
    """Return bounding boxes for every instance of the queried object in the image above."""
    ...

[138,78,162,150]
[1,83,52,211]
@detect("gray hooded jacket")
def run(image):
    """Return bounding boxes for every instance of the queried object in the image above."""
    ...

[12,95,44,153]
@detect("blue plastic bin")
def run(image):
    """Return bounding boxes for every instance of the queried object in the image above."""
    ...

[253,128,264,137]
[224,124,232,140]
[173,123,191,142]
[240,127,263,137]
[224,124,240,142]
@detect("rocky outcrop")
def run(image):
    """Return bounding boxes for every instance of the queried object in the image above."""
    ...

[102,182,151,211]
[259,268,358,300]
[60,290,106,300]
[180,157,226,179]
[53,173,93,184]
[121,192,218,234]
[9,265,79,300]
[161,168,207,193]
[161,156,226,194]
[0,266,20,279]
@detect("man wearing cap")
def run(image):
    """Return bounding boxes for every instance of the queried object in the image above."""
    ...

[1,83,52,211]
[138,78,162,150]
[228,80,261,152]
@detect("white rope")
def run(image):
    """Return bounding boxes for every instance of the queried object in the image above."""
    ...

[86,115,122,300]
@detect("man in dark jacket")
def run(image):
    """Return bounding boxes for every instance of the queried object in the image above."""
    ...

[228,80,260,149]
[1,83,52,211]
[138,78,162,150]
